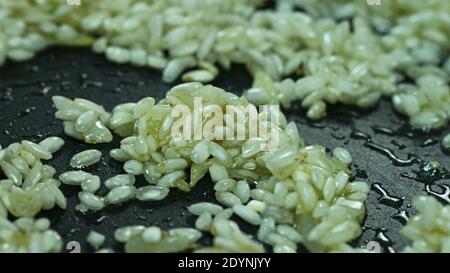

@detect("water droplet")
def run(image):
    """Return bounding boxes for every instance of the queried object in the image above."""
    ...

[70,228,79,234]
[374,228,394,253]
[387,246,396,253]
[392,210,409,225]
[372,126,394,136]
[350,130,371,140]
[425,184,450,204]
[364,142,418,166]
[372,183,404,209]
[17,106,36,117]
[306,121,325,129]
[81,80,104,89]
[415,161,449,185]
[421,138,438,147]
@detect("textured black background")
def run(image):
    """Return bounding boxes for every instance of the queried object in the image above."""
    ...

[0,47,449,253]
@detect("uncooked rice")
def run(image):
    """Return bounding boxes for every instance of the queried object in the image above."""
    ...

[0,0,449,253]
[70,149,102,169]
[87,230,106,250]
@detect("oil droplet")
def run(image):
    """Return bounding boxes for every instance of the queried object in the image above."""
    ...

[306,121,326,129]
[24,86,51,97]
[372,126,394,136]
[425,184,450,204]
[350,130,371,141]
[415,160,450,185]
[387,246,396,253]
[81,80,104,89]
[364,142,418,166]
[70,228,79,234]
[17,106,36,117]
[372,125,415,138]
[392,210,409,225]
[372,183,404,209]
[421,138,438,147]
[374,228,394,253]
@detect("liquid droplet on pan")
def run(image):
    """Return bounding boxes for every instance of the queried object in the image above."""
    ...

[364,142,418,166]
[392,210,409,225]
[372,126,395,136]
[17,106,36,117]
[350,130,371,141]
[373,228,395,253]
[415,161,450,185]
[372,183,404,209]
[425,184,450,204]
[421,138,438,147]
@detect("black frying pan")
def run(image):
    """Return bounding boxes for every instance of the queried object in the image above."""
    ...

[1,46,449,253]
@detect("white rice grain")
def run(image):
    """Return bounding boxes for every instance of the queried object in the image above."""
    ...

[136,186,169,201]
[70,149,102,169]
[232,204,262,225]
[38,137,65,154]
[188,202,223,216]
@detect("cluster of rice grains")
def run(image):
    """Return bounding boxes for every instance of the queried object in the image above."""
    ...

[0,138,66,252]
[0,82,367,253]
[68,83,370,252]
[0,0,449,253]
[2,0,450,129]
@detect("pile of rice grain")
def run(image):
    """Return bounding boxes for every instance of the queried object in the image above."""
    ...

[49,82,369,253]
[401,196,450,253]
[0,81,449,253]
[1,0,449,133]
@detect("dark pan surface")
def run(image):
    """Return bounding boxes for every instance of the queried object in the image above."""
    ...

[1,46,449,253]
